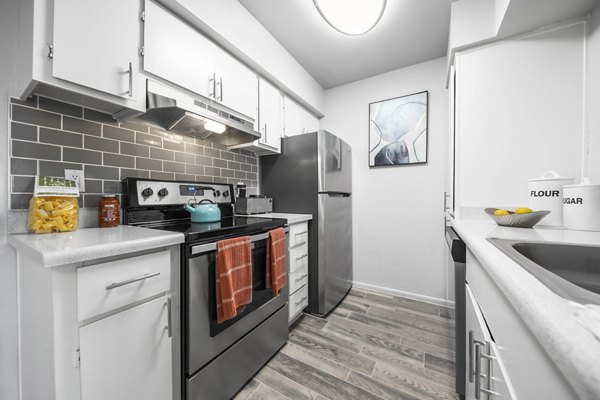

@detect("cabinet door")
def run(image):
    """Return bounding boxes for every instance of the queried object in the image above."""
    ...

[215,49,258,122]
[284,97,319,136]
[79,296,173,400]
[144,0,215,99]
[53,0,141,101]
[258,79,283,150]
[465,285,516,400]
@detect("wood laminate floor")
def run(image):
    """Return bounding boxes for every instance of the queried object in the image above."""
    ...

[234,288,459,400]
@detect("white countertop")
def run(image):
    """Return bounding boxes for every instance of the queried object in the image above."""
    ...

[237,213,313,225]
[8,226,184,268]
[451,217,600,399]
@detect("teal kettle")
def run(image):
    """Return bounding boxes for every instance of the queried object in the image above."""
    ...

[184,199,221,223]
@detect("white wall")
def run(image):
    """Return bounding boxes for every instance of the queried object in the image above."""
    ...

[588,4,600,182]
[0,1,22,399]
[455,21,586,208]
[321,58,449,304]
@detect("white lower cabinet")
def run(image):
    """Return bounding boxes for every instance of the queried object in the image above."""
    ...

[466,249,579,399]
[288,221,309,323]
[16,246,179,400]
[465,285,515,400]
[80,296,173,400]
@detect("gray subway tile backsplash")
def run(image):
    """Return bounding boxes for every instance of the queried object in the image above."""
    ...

[12,140,61,161]
[63,116,102,136]
[84,165,119,180]
[11,122,37,142]
[103,153,135,168]
[11,158,37,176]
[63,147,102,165]
[39,97,83,118]
[84,135,120,153]
[12,105,61,129]
[103,125,135,142]
[8,96,258,209]
[39,127,82,148]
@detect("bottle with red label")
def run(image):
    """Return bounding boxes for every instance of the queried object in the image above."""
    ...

[98,195,120,228]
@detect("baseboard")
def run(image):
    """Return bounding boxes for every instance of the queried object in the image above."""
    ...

[352,281,455,308]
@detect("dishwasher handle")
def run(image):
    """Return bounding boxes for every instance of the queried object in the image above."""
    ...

[445,226,466,263]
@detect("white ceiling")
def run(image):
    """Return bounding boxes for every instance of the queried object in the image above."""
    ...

[238,0,452,89]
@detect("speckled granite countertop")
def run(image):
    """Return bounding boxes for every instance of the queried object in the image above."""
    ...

[236,213,313,224]
[451,217,600,399]
[8,226,184,268]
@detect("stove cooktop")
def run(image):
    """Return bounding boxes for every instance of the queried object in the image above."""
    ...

[142,216,286,244]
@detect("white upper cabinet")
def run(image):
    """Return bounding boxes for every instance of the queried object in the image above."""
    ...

[17,0,145,113]
[214,50,258,122]
[144,0,258,121]
[283,97,319,137]
[144,0,215,99]
[258,78,283,151]
[53,0,142,103]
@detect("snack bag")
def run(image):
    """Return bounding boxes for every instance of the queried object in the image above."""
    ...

[27,176,80,234]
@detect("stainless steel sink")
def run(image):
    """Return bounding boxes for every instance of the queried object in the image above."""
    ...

[488,238,600,305]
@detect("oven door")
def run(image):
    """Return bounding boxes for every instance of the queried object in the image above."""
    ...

[185,229,288,376]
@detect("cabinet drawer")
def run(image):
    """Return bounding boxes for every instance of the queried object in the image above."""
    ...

[289,261,308,295]
[289,222,308,248]
[289,244,308,273]
[77,251,171,321]
[289,284,308,321]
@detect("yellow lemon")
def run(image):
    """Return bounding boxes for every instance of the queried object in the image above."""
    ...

[515,207,533,214]
[493,209,510,216]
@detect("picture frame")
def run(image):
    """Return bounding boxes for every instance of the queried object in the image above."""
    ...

[369,90,428,167]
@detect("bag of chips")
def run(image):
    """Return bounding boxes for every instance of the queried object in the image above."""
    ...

[27,176,80,234]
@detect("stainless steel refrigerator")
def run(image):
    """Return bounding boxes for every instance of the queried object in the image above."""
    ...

[260,130,352,316]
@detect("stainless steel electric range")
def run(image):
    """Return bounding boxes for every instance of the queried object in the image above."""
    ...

[122,178,289,400]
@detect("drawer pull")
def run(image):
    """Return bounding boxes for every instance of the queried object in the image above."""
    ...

[105,272,161,290]
[294,274,308,282]
[295,296,308,306]
[295,254,308,262]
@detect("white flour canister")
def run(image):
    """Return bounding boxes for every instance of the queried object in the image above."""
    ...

[563,178,600,231]
[528,171,574,227]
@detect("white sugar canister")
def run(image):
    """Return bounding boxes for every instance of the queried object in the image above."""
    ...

[563,178,600,231]
[528,171,574,227]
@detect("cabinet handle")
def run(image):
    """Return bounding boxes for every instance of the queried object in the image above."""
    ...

[295,254,308,262]
[209,74,216,99]
[294,274,308,282]
[264,124,268,143]
[127,62,133,97]
[105,271,160,290]
[469,331,475,382]
[295,296,308,306]
[474,342,482,399]
[218,76,223,101]
[166,295,172,338]
[47,44,54,59]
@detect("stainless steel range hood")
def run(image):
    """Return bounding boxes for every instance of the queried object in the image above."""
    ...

[132,80,261,146]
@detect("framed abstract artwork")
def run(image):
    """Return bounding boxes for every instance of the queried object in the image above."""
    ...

[369,91,428,167]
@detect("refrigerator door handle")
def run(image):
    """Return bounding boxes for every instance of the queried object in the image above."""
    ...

[319,191,351,197]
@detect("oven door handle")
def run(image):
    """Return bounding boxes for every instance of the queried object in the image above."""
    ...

[191,227,289,255]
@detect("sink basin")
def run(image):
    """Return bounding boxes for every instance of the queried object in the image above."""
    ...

[489,238,600,305]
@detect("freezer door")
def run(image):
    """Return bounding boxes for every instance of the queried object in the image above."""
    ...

[317,131,352,193]
[317,192,353,315]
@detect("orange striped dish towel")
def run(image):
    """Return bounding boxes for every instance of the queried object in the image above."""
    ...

[266,228,286,296]
[216,236,253,324]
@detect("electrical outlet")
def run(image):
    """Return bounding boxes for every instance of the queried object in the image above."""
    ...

[65,169,85,192]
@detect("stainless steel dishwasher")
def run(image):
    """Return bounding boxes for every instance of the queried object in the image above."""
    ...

[446,226,466,398]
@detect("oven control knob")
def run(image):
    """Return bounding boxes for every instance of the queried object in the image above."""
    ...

[141,188,154,198]
[213,190,221,197]
[222,190,229,198]
[158,188,169,197]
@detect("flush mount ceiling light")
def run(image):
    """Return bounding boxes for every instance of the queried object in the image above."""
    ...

[313,0,387,36]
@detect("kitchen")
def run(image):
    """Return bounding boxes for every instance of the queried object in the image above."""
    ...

[1,0,600,399]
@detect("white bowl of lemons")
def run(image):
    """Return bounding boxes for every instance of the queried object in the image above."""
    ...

[484,207,551,228]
